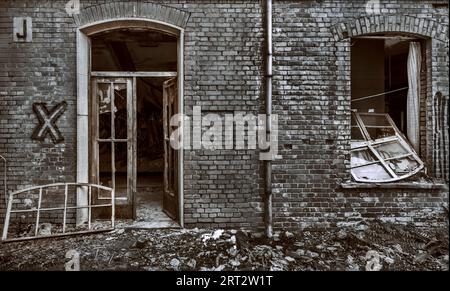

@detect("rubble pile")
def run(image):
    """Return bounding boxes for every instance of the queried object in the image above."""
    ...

[0,221,447,271]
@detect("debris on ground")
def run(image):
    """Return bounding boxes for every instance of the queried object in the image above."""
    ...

[0,221,447,271]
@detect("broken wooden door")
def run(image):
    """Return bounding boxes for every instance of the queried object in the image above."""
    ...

[90,78,136,219]
[163,78,179,219]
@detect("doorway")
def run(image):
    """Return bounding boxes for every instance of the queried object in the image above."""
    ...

[88,27,182,226]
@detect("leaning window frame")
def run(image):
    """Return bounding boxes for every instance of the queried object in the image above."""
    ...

[350,112,424,183]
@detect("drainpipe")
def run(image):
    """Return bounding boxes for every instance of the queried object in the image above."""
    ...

[0,155,6,211]
[264,0,273,238]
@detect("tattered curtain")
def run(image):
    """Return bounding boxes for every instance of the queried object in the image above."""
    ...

[407,42,422,152]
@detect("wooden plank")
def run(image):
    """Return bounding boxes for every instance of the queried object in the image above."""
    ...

[91,71,177,78]
[127,78,133,206]
[91,80,100,208]
[110,81,116,205]
[162,78,178,220]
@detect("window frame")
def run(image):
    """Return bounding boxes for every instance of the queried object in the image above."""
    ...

[350,112,424,183]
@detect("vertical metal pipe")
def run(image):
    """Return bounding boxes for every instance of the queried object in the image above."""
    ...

[265,0,273,238]
[0,155,6,206]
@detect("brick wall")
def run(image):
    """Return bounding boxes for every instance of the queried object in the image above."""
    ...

[0,0,77,227]
[0,0,448,231]
[271,0,449,230]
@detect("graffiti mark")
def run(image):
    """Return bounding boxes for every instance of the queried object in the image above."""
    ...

[32,102,67,144]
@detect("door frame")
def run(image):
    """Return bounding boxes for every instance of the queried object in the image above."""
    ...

[76,19,185,226]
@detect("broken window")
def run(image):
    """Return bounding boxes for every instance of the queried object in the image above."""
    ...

[350,36,426,183]
[350,112,424,183]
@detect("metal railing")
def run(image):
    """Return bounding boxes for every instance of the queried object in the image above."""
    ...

[2,183,115,242]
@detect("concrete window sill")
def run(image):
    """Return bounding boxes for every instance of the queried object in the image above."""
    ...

[340,181,449,190]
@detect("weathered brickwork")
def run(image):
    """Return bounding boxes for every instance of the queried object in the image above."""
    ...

[272,0,449,230]
[0,0,448,230]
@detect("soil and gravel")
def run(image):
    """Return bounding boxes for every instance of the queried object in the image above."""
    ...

[0,221,448,271]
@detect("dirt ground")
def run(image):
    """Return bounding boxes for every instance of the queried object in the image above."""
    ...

[0,221,448,271]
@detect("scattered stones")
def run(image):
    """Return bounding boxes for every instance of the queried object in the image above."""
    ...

[38,223,52,236]
[251,232,264,239]
[337,229,347,240]
[0,222,447,271]
[306,251,319,258]
[133,238,147,249]
[187,259,196,269]
[285,256,296,263]
[215,265,226,271]
[170,258,180,269]
[285,231,295,238]
[229,260,241,267]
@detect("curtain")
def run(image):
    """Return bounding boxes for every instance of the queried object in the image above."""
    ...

[407,42,422,152]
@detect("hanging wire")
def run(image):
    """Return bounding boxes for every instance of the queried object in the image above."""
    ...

[351,87,409,103]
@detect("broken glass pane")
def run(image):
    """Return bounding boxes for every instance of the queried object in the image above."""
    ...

[359,114,396,140]
[99,142,112,198]
[374,141,409,159]
[351,163,392,181]
[98,83,111,139]
[386,157,420,176]
[350,112,424,183]
[351,149,377,167]
[351,114,366,139]
[365,127,396,140]
[114,83,128,140]
[359,114,391,127]
[115,142,128,199]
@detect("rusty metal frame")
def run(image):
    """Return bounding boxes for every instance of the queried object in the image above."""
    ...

[1,183,115,243]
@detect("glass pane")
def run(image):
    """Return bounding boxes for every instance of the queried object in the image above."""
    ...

[374,141,409,159]
[114,83,128,140]
[351,114,366,142]
[366,127,396,140]
[386,157,420,176]
[351,149,377,167]
[98,83,111,139]
[115,142,128,199]
[351,163,392,181]
[359,114,391,127]
[99,142,112,199]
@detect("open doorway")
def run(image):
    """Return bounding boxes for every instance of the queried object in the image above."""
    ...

[89,28,180,227]
[135,77,178,227]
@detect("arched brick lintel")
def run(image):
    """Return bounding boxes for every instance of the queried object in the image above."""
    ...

[73,1,191,30]
[331,15,448,43]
